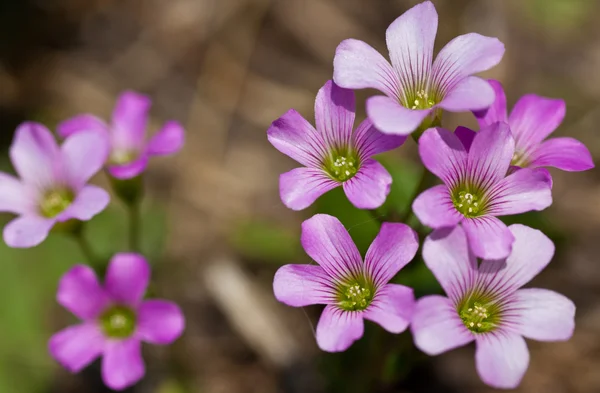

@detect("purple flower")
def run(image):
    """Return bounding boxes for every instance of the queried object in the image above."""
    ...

[0,123,109,248]
[411,224,575,389]
[412,122,552,260]
[267,80,405,210]
[273,214,418,352]
[49,253,185,391]
[57,91,185,180]
[475,79,594,171]
[333,1,505,136]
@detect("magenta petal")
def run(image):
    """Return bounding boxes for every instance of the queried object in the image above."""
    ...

[411,295,473,355]
[529,137,594,171]
[301,214,363,282]
[273,264,335,307]
[61,130,109,188]
[57,114,109,138]
[363,284,414,334]
[3,215,55,248]
[461,216,514,260]
[105,253,150,306]
[111,91,151,151]
[353,119,406,160]
[333,39,400,98]
[314,80,355,151]
[474,79,507,127]
[0,173,32,214]
[438,76,495,111]
[486,168,552,216]
[364,223,418,286]
[342,159,392,209]
[49,323,105,373]
[102,339,145,391]
[10,122,60,187]
[412,185,462,229]
[60,185,110,221]
[366,96,432,135]
[316,305,364,352]
[454,126,476,152]
[467,122,514,187]
[107,155,149,180]
[146,121,185,156]
[137,300,185,344]
[418,127,467,187]
[475,333,529,389]
[279,167,338,211]
[509,288,575,342]
[57,264,109,320]
[509,94,565,152]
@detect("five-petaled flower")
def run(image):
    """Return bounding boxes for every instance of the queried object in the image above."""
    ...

[475,79,594,171]
[58,91,185,180]
[273,214,418,352]
[411,224,575,389]
[267,80,405,210]
[412,122,552,260]
[0,122,110,248]
[49,253,185,391]
[333,1,505,136]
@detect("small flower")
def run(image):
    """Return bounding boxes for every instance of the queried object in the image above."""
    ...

[412,122,552,259]
[267,80,405,210]
[273,214,418,352]
[333,1,505,135]
[0,122,109,248]
[474,79,594,171]
[411,224,575,389]
[49,253,185,391]
[57,91,185,180]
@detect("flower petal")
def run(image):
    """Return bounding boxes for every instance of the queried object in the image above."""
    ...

[314,80,355,151]
[411,295,473,355]
[279,167,338,211]
[366,96,432,135]
[386,0,437,102]
[364,223,418,287]
[104,253,150,306]
[467,122,514,188]
[474,79,508,127]
[418,127,467,187]
[353,119,406,160]
[509,94,565,153]
[316,305,364,352]
[454,126,476,152]
[61,130,109,188]
[300,214,363,282]
[107,155,149,180]
[146,121,185,156]
[363,284,414,333]
[486,167,552,216]
[267,109,327,168]
[0,173,33,214]
[60,185,110,221]
[3,215,55,248]
[137,300,185,344]
[57,264,109,320]
[342,159,392,209]
[111,91,151,151]
[49,323,105,373]
[508,288,575,342]
[461,216,514,260]
[529,137,594,171]
[333,39,400,98]
[422,226,477,303]
[273,264,336,307]
[57,114,109,138]
[102,339,145,391]
[475,332,529,389]
[432,33,504,99]
[477,224,554,296]
[437,76,496,111]
[413,185,462,229]
[10,122,60,188]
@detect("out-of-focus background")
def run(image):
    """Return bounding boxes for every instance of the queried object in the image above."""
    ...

[1,0,600,392]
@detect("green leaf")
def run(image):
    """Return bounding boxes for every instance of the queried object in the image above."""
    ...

[230,220,302,264]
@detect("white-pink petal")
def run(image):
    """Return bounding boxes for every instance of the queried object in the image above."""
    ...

[316,305,364,352]
[475,332,529,389]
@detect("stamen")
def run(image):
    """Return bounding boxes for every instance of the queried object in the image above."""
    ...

[458,301,498,333]
[327,155,359,182]
[410,90,436,110]
[338,281,374,312]
[453,190,483,217]
[40,189,75,218]
[100,305,137,338]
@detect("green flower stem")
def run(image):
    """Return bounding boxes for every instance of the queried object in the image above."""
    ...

[69,221,99,266]
[128,201,141,253]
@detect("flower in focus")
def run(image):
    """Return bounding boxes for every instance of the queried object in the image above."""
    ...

[412,122,552,259]
[57,91,185,180]
[49,253,185,391]
[273,214,418,352]
[411,224,575,389]
[333,1,505,136]
[475,79,594,171]
[267,80,405,210]
[0,123,109,248]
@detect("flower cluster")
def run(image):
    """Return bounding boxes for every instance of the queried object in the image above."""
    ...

[268,1,592,389]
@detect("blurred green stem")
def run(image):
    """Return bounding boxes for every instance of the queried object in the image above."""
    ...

[70,221,98,265]
[128,201,141,253]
